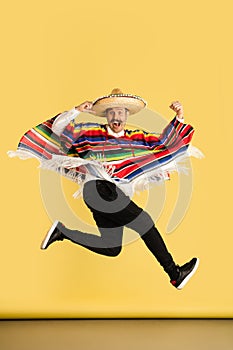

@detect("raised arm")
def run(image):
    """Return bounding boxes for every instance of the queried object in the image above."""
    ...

[137,101,194,150]
[154,101,193,149]
[52,101,96,136]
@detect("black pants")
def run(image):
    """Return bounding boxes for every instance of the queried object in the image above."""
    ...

[58,180,177,277]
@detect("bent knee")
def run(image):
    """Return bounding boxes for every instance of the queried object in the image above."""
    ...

[107,246,122,257]
[128,211,154,235]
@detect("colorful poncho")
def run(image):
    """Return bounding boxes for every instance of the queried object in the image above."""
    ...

[8,113,203,197]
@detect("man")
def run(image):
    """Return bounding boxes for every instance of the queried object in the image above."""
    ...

[9,88,200,289]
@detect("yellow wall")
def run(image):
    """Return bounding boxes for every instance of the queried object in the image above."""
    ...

[1,0,233,318]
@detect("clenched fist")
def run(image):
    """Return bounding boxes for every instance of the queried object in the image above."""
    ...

[169,101,184,119]
[75,101,96,115]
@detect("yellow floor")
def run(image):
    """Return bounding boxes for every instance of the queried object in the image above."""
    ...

[0,319,232,350]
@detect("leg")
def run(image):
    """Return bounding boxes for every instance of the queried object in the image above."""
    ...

[41,180,199,288]
[57,180,126,256]
[83,180,178,279]
[121,201,179,280]
[58,223,124,257]
[42,180,125,256]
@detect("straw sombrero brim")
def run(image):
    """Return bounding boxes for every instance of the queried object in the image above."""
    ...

[92,94,147,117]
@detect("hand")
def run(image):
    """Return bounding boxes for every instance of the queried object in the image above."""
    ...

[169,101,184,119]
[75,101,96,115]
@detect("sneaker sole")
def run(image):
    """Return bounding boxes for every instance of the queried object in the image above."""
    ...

[40,220,59,250]
[177,258,200,290]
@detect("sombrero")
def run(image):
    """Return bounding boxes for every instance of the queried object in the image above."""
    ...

[92,88,147,117]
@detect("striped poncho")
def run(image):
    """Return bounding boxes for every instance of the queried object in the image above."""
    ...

[8,112,202,197]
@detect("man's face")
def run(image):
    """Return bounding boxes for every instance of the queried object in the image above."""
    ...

[105,107,128,133]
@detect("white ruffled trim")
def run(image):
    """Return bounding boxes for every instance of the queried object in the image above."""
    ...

[7,150,41,160]
[187,145,204,159]
[7,145,204,198]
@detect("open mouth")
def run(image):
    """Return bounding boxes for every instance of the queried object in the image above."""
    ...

[113,121,121,127]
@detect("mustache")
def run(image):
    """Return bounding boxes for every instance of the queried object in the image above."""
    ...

[109,118,123,124]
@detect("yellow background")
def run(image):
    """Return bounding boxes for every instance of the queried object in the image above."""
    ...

[1,0,233,318]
